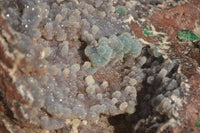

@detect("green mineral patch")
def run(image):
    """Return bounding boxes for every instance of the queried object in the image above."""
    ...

[195,120,200,128]
[115,5,127,15]
[142,28,153,36]
[178,30,200,41]
[85,32,143,69]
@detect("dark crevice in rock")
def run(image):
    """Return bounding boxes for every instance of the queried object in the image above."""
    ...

[40,107,53,118]
[108,114,132,133]
[78,39,90,64]
[108,54,181,133]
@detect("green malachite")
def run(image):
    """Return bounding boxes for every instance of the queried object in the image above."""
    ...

[178,30,200,41]
[195,120,200,128]
[142,28,153,36]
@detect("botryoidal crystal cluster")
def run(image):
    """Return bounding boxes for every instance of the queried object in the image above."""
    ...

[85,32,143,73]
[0,0,187,132]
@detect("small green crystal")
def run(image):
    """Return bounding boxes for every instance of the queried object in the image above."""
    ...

[119,33,132,53]
[85,38,113,67]
[86,67,98,74]
[115,6,127,15]
[129,39,143,57]
[195,120,200,128]
[97,38,113,59]
[109,35,124,50]
[142,28,153,36]
[85,45,96,56]
[178,30,200,41]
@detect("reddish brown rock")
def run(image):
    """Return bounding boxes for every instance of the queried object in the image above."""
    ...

[151,0,200,42]
[0,121,10,133]
[130,22,157,44]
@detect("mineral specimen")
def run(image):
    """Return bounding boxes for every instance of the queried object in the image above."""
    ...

[0,0,189,133]
[178,29,200,41]
[85,32,143,70]
[115,5,127,16]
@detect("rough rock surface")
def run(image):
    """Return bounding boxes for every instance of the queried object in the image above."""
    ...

[0,0,199,133]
